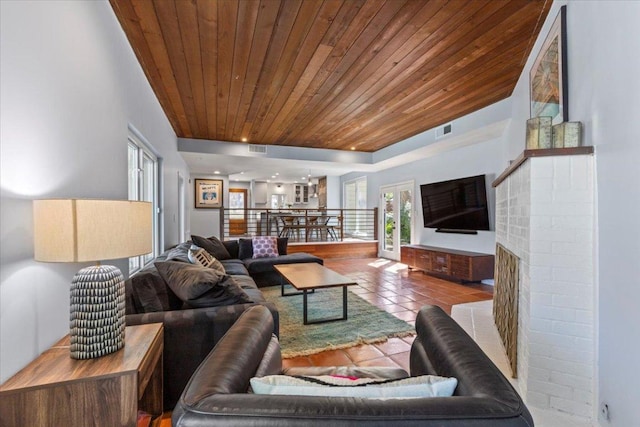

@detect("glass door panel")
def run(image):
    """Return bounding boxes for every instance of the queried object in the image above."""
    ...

[400,188,412,245]
[379,183,413,260]
[383,191,394,253]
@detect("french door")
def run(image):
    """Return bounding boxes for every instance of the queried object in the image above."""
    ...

[379,182,413,260]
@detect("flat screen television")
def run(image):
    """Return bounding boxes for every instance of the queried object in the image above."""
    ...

[420,174,490,232]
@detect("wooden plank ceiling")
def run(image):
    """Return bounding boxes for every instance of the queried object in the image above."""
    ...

[110,0,551,152]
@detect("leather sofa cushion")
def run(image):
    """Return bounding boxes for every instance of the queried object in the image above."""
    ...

[221,259,250,276]
[244,253,323,275]
[231,274,260,290]
[231,275,265,303]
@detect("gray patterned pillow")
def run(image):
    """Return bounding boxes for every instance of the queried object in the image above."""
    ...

[188,245,226,275]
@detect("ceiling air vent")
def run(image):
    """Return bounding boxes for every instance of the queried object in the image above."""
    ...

[248,144,267,154]
[435,122,453,139]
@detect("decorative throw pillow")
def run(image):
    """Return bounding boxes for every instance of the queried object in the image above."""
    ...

[252,236,279,259]
[188,244,226,275]
[250,374,457,399]
[238,238,254,260]
[164,242,191,263]
[238,237,288,259]
[276,237,288,255]
[191,235,231,260]
[223,240,240,259]
[155,261,252,308]
[186,275,253,308]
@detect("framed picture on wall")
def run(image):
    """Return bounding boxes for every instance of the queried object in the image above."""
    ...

[530,5,568,125]
[195,179,223,208]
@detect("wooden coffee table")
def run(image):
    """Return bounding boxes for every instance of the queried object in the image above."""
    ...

[274,263,357,325]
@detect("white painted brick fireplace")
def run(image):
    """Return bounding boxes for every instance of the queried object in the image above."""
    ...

[494,153,596,419]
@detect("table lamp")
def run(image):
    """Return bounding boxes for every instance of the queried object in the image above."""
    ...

[33,199,152,359]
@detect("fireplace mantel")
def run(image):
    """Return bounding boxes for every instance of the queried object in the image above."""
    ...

[492,147,594,188]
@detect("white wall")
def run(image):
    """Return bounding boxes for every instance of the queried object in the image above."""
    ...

[325,176,341,208]
[503,1,640,424]
[341,137,504,254]
[0,1,189,382]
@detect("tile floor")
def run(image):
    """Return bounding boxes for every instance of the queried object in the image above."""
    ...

[282,257,494,371]
[159,257,593,427]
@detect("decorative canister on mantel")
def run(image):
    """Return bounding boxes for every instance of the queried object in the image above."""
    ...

[526,116,552,149]
[552,121,582,148]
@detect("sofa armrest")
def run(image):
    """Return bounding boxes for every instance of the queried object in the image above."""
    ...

[126,301,279,409]
[410,305,533,425]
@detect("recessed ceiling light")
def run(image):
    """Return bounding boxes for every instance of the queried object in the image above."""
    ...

[241,138,247,142]
[294,181,298,183]
[240,171,245,174]
[302,176,306,180]
[271,175,276,179]
[275,172,279,175]
[351,146,356,150]
[267,179,271,183]
[214,170,220,174]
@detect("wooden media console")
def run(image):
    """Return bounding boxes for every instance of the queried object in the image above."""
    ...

[401,244,494,282]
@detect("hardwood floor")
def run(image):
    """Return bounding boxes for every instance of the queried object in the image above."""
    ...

[157,257,493,426]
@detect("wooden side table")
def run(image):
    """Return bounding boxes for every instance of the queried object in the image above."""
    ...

[0,323,163,427]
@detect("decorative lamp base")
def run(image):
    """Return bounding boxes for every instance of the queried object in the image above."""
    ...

[69,265,126,359]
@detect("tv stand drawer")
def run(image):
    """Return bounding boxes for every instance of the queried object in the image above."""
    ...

[400,245,494,282]
[431,253,449,273]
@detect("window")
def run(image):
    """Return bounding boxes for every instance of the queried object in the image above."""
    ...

[343,177,367,236]
[271,194,287,209]
[128,131,159,274]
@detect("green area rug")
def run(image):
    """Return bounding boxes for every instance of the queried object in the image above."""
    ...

[262,285,415,358]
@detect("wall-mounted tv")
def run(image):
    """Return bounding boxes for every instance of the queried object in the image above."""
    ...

[420,174,490,233]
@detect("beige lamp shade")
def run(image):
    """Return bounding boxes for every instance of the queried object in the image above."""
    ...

[33,199,152,263]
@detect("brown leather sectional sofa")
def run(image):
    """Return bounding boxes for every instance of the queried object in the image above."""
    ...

[173,305,534,426]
